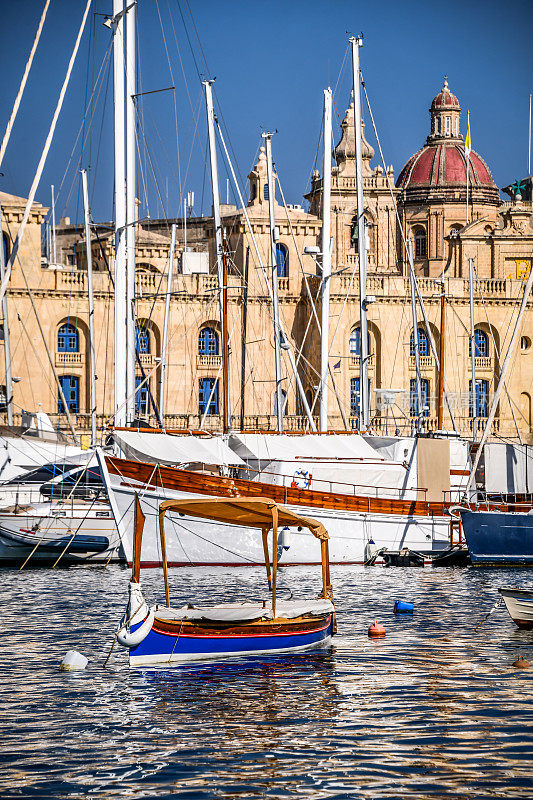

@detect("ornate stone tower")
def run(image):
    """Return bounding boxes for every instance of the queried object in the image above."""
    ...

[396,77,501,276]
[305,101,398,275]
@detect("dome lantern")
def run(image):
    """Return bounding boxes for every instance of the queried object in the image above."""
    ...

[428,76,462,142]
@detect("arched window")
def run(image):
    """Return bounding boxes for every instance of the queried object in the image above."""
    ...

[57,323,79,353]
[350,216,359,252]
[249,183,257,202]
[349,326,371,357]
[414,228,427,258]
[198,326,219,356]
[263,183,270,201]
[58,375,79,413]
[305,389,313,412]
[276,244,288,278]
[199,377,219,415]
[469,329,488,358]
[410,378,430,417]
[410,327,429,357]
[135,323,150,354]
[134,377,150,417]
[445,116,451,135]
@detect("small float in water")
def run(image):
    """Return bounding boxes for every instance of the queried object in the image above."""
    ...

[115,496,336,668]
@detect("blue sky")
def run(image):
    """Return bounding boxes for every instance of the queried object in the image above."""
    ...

[0,0,531,224]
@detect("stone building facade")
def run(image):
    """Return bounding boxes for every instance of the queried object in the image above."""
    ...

[1,79,532,441]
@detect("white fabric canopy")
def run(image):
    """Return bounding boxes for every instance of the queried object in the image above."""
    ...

[229,433,401,464]
[484,443,533,494]
[113,431,245,467]
[0,437,89,483]
[155,599,334,623]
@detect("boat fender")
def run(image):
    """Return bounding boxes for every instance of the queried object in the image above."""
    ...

[279,525,290,552]
[513,656,530,669]
[117,607,155,649]
[291,470,311,489]
[368,620,385,637]
[364,538,378,563]
[394,600,414,614]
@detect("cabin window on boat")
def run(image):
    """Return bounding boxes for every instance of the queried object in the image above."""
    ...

[410,378,430,417]
[469,329,489,358]
[469,379,489,418]
[199,377,219,415]
[276,243,288,278]
[414,227,427,258]
[58,375,79,413]
[198,327,219,356]
[57,322,79,352]
[410,327,429,357]
[135,323,150,354]
[134,377,150,417]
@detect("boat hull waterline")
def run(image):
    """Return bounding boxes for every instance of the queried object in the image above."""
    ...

[101,456,450,566]
[460,509,533,567]
[128,613,334,667]
[499,588,533,628]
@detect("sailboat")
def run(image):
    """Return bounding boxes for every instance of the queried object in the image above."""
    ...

[99,36,452,568]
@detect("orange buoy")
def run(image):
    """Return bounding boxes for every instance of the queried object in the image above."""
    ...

[513,656,530,669]
[368,620,386,637]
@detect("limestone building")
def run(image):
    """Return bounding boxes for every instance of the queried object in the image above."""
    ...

[1,78,532,441]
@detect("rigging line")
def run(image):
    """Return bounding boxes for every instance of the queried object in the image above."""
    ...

[54,38,114,213]
[361,75,458,432]
[474,261,527,441]
[183,0,210,76]
[154,0,181,199]
[0,0,51,170]
[0,0,92,308]
[175,0,202,79]
[172,517,258,563]
[166,0,196,117]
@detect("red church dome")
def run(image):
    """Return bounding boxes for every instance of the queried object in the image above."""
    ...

[396,78,500,207]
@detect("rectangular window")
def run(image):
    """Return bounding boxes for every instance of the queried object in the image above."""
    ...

[135,377,150,417]
[199,377,219,416]
[410,378,430,417]
[445,116,451,134]
[58,375,79,413]
[469,379,489,418]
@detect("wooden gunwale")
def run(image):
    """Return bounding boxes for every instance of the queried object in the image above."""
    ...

[108,456,447,518]
[152,613,332,637]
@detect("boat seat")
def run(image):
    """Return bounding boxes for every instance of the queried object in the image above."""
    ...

[155,598,334,623]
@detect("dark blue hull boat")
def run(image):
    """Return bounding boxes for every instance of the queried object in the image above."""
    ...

[460,509,533,566]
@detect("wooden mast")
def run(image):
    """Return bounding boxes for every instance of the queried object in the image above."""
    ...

[437,280,446,429]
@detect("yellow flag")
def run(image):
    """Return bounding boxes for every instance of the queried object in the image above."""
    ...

[465,115,471,157]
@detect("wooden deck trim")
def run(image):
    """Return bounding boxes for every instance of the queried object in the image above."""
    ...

[107,457,447,518]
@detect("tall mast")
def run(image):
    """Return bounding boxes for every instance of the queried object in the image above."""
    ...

[0,203,13,426]
[125,0,136,424]
[408,238,422,433]
[469,257,477,442]
[350,36,370,430]
[437,280,446,429]
[159,223,176,422]
[51,184,57,264]
[81,169,97,446]
[319,88,333,433]
[112,0,127,427]
[263,132,283,432]
[203,80,230,433]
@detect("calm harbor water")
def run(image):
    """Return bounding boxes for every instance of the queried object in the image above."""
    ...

[2,563,533,799]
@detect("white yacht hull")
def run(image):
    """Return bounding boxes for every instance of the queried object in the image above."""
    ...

[101,456,450,567]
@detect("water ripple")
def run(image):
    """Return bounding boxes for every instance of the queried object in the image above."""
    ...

[2,564,533,798]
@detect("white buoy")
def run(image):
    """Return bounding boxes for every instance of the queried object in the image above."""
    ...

[60,650,88,671]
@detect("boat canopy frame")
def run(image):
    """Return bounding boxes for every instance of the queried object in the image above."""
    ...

[132,495,332,618]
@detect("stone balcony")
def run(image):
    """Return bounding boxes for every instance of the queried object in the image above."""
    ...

[55,352,84,367]
[196,354,222,369]
[409,355,434,370]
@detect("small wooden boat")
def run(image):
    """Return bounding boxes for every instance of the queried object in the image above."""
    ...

[499,588,533,629]
[116,496,336,667]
